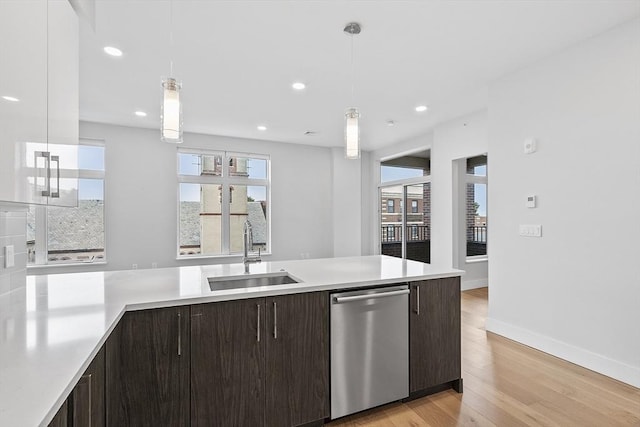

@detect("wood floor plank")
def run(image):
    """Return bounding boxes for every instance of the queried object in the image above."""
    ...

[326,287,640,427]
[424,391,496,427]
[406,394,459,426]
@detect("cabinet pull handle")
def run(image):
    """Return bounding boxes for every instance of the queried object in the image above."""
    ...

[177,312,182,356]
[273,301,277,339]
[36,151,51,196]
[81,373,92,425]
[415,285,420,315]
[257,304,261,342]
[50,155,60,198]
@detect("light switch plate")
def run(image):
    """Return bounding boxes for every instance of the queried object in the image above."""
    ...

[519,225,542,237]
[4,245,15,268]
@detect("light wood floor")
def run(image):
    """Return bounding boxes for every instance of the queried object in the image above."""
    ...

[328,287,640,427]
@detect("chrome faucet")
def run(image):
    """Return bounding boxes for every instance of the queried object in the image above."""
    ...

[243,219,261,273]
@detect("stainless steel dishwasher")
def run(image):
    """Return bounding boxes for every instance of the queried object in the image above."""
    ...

[330,284,409,419]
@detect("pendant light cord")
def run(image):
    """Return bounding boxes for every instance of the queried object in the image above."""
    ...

[350,33,355,105]
[169,0,174,76]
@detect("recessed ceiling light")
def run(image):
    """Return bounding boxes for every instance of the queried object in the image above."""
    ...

[292,82,306,90]
[2,96,19,102]
[386,120,395,127]
[415,105,428,112]
[257,125,267,131]
[103,46,123,57]
[135,111,147,117]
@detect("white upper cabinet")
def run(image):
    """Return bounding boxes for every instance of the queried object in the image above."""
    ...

[46,0,79,207]
[0,0,48,205]
[0,0,78,207]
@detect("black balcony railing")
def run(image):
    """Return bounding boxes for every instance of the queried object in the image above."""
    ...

[381,225,430,243]
[468,225,487,243]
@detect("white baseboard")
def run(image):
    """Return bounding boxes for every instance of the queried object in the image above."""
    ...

[486,317,640,388]
[461,278,487,291]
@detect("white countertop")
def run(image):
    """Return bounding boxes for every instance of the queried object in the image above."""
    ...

[0,255,463,426]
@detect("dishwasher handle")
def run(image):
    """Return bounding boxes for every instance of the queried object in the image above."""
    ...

[333,289,409,304]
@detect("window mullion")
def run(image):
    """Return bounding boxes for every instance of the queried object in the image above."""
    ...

[401,186,407,259]
[220,183,231,255]
[221,154,231,255]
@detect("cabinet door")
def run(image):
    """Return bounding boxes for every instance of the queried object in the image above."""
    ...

[73,345,105,427]
[47,0,79,207]
[48,399,68,427]
[0,0,48,205]
[409,277,461,392]
[265,292,329,427]
[191,299,264,427]
[106,306,190,427]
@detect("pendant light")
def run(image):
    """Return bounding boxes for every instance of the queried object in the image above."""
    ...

[344,22,361,159]
[161,0,183,143]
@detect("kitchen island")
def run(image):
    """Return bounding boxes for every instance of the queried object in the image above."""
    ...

[0,255,463,426]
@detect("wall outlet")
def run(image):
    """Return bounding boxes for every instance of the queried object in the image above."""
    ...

[151,262,158,268]
[519,224,542,237]
[132,263,138,270]
[4,245,15,268]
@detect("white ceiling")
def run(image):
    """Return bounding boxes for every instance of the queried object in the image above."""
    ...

[79,0,639,151]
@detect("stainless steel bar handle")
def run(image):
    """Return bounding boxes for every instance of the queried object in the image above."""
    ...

[273,302,277,339]
[81,373,92,425]
[415,286,420,315]
[257,304,261,342]
[177,312,182,356]
[50,155,60,198]
[37,151,51,196]
[333,289,410,304]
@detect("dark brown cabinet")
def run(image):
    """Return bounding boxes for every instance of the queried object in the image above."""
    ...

[190,292,329,427]
[106,306,190,427]
[264,293,329,427]
[48,346,105,427]
[190,298,264,427]
[72,346,106,426]
[409,277,462,394]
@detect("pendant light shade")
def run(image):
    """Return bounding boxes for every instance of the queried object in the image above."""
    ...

[345,107,360,159]
[161,77,183,143]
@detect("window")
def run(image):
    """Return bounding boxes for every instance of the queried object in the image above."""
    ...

[387,199,395,213]
[466,155,487,258]
[27,142,105,265]
[379,150,431,263]
[178,150,269,257]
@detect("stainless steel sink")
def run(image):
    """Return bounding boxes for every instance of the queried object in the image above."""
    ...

[208,272,299,291]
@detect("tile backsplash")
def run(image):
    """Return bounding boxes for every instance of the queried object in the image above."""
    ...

[0,210,27,296]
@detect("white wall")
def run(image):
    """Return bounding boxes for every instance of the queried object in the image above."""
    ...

[32,122,334,273]
[369,110,489,289]
[331,147,362,257]
[432,111,488,288]
[487,19,640,387]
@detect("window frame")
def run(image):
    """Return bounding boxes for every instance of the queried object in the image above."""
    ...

[176,148,271,259]
[465,164,488,262]
[378,178,431,260]
[27,138,106,268]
